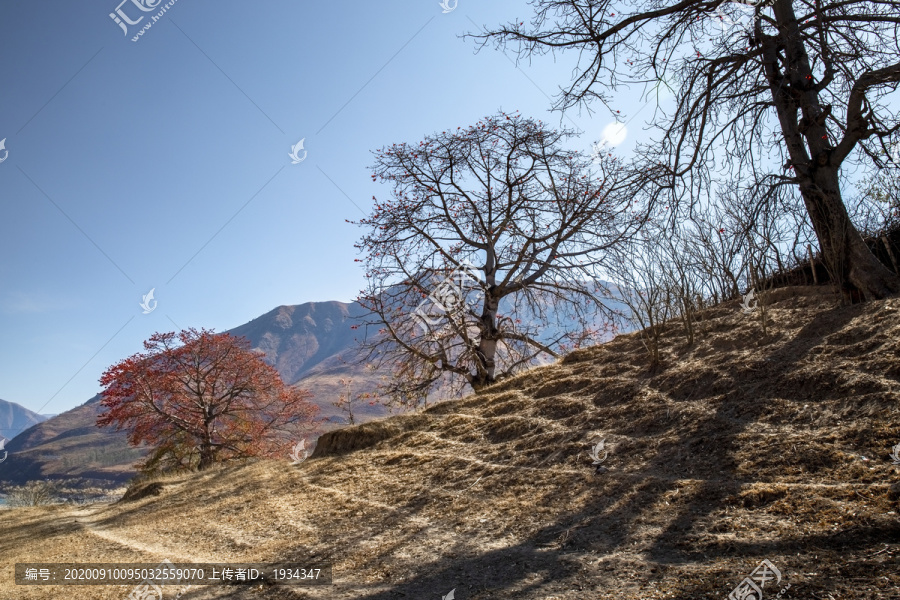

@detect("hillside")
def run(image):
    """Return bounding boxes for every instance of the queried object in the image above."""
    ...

[1,285,898,599]
[4,291,617,486]
[0,395,143,487]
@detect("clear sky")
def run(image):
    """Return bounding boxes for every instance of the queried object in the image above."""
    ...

[0,0,662,418]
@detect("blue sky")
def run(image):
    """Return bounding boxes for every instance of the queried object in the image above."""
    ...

[0,0,664,419]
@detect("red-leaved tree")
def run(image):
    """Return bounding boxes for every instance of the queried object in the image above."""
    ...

[97,329,319,472]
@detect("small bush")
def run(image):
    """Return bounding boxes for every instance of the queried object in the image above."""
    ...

[120,481,165,503]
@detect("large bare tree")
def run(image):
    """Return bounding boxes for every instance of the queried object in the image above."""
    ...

[354,112,635,405]
[474,0,900,300]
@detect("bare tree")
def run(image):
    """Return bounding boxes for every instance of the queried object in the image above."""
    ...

[657,227,702,346]
[474,0,900,301]
[354,112,637,404]
[6,481,59,507]
[332,376,377,425]
[678,201,750,305]
[744,235,778,335]
[606,233,674,365]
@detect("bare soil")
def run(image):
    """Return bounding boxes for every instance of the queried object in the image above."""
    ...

[1,285,899,599]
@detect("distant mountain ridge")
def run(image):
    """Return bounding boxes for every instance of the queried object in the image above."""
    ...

[1,394,144,486]
[0,399,50,443]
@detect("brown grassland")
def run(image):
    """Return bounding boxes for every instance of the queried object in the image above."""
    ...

[1,285,899,599]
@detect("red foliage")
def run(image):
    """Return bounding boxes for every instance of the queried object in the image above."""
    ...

[97,328,318,471]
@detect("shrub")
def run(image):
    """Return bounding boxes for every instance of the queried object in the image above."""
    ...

[5,480,59,507]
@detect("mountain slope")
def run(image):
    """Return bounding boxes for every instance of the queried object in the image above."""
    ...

[0,289,646,488]
[2,285,897,599]
[224,300,385,422]
[226,301,367,386]
[0,395,142,486]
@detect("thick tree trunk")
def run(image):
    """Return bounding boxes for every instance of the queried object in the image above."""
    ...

[763,0,900,301]
[799,169,900,301]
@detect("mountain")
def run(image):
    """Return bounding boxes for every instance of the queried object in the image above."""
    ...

[228,301,366,385]
[225,300,386,422]
[0,399,50,444]
[0,300,376,488]
[2,285,895,598]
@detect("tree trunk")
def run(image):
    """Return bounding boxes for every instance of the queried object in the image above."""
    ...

[764,0,900,301]
[199,408,215,470]
[882,235,899,275]
[807,244,818,284]
[798,165,900,301]
[472,288,500,389]
[198,446,214,470]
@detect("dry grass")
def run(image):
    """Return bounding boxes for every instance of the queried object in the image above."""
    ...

[1,286,899,599]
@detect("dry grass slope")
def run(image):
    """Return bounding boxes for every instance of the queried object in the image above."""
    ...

[1,285,899,599]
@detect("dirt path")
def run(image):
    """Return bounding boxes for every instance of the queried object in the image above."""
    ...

[73,506,221,564]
